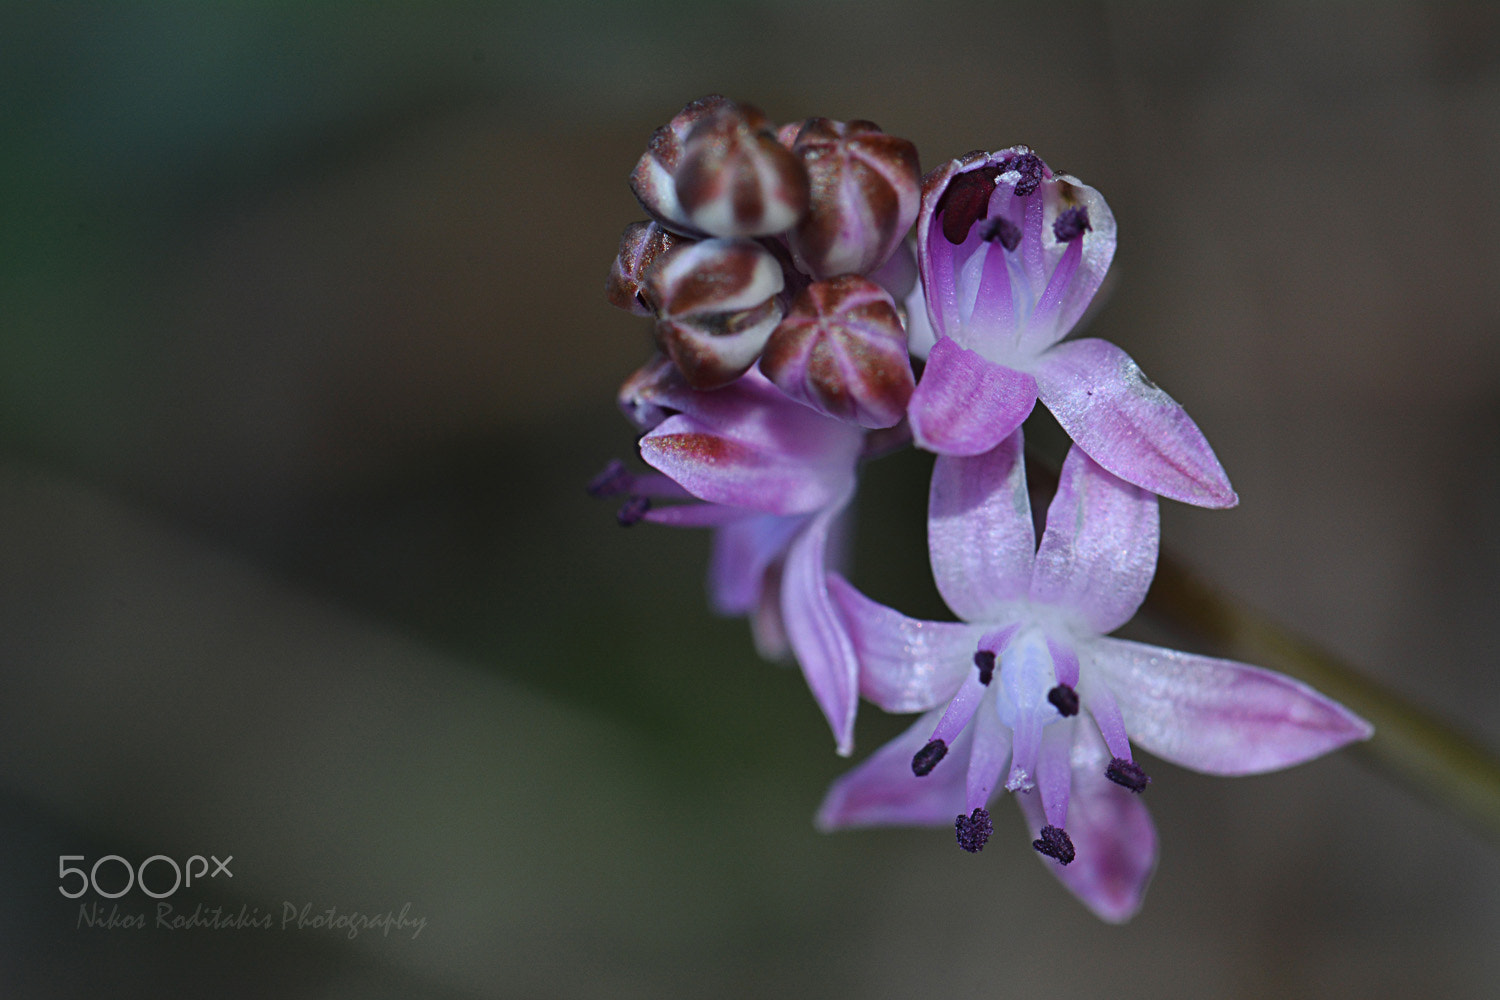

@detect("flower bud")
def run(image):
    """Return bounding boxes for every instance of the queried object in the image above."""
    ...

[759,275,915,428]
[647,238,786,389]
[785,119,921,281]
[629,94,735,236]
[673,101,810,238]
[605,221,684,315]
[616,354,684,431]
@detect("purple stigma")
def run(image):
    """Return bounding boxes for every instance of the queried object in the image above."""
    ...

[937,165,1001,244]
[587,459,635,498]
[1032,825,1075,865]
[616,495,651,526]
[911,739,948,777]
[955,808,994,853]
[1047,683,1080,717]
[1106,756,1151,793]
[973,650,996,685]
[978,215,1022,251]
[1052,206,1091,243]
[1006,152,1045,197]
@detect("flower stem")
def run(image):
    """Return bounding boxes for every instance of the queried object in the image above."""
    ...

[1146,552,1500,845]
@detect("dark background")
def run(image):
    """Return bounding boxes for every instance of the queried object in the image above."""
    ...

[1,3,1498,997]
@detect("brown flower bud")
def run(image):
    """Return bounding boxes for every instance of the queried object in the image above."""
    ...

[628,94,734,236]
[760,275,915,428]
[674,102,810,238]
[786,118,921,281]
[646,238,786,389]
[605,221,684,315]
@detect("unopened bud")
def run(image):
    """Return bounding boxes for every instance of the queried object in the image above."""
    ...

[629,94,734,236]
[674,101,810,238]
[760,275,914,428]
[606,221,684,315]
[647,238,786,389]
[786,118,921,280]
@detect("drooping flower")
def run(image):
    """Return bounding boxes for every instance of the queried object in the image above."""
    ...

[816,434,1371,920]
[908,147,1238,509]
[600,358,868,754]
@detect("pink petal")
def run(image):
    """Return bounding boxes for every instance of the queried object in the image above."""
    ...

[1091,637,1374,775]
[1014,174,1118,358]
[908,337,1037,456]
[827,574,981,713]
[1030,445,1160,634]
[1014,723,1157,923]
[639,374,861,516]
[816,709,971,829]
[707,513,805,615]
[927,432,1036,623]
[781,502,861,756]
[1032,338,1237,508]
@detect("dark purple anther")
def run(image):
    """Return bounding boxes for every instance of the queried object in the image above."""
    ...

[1106,756,1151,793]
[973,649,996,685]
[1047,683,1080,717]
[587,459,635,498]
[979,215,1021,251]
[937,166,1001,244]
[911,738,948,776]
[616,496,651,526]
[1052,206,1091,243]
[1032,825,1075,865]
[1006,151,1045,197]
[955,808,994,853]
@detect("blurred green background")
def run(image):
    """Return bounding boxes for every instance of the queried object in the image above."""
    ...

[2,2,1499,997]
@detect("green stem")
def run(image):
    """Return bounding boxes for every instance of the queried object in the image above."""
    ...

[1145,552,1500,845]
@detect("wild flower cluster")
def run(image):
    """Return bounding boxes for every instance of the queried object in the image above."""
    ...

[593,96,1371,921]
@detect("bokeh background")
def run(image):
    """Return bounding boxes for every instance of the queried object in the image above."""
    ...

[2,2,1499,997]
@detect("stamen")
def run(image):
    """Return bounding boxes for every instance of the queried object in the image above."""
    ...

[911,739,948,777]
[1047,683,1079,717]
[616,496,651,526]
[1106,756,1151,793]
[1032,824,1075,865]
[1005,152,1045,197]
[973,650,996,686]
[955,808,993,853]
[937,166,1001,244]
[978,216,1021,251]
[1052,206,1091,243]
[587,459,635,498]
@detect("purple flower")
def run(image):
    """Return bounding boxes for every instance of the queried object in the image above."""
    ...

[907,147,1237,509]
[816,434,1371,920]
[607,360,868,754]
